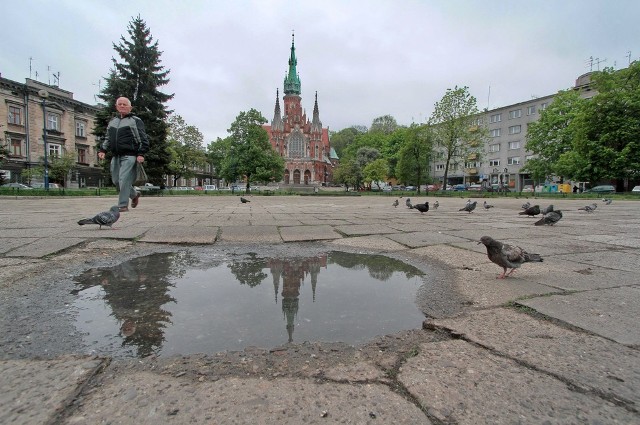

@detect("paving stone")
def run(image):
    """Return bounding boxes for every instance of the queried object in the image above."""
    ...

[220,225,282,243]
[5,237,86,258]
[139,226,218,244]
[279,225,342,242]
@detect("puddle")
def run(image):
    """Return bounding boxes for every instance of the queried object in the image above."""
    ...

[72,251,427,358]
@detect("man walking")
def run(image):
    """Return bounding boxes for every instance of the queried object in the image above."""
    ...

[98,97,149,212]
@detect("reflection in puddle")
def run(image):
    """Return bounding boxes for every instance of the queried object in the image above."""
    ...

[73,251,426,358]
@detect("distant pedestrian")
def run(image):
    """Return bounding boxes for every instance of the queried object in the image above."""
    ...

[573,185,578,193]
[98,97,149,212]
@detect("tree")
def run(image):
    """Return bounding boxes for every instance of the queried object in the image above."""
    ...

[363,158,389,190]
[355,147,380,168]
[332,159,362,191]
[166,115,207,187]
[0,144,8,185]
[429,86,485,188]
[223,109,285,191]
[329,126,365,158]
[48,152,76,186]
[394,124,433,193]
[370,115,398,134]
[524,89,585,182]
[93,15,173,185]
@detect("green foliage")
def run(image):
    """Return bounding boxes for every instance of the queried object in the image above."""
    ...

[429,86,485,186]
[355,147,380,168]
[329,126,365,158]
[48,152,76,185]
[93,15,173,184]
[370,115,398,134]
[395,124,433,191]
[332,159,363,191]
[166,115,207,186]
[220,109,285,190]
[0,144,8,185]
[363,158,389,189]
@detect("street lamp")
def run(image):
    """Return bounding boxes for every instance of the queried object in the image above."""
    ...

[38,89,49,190]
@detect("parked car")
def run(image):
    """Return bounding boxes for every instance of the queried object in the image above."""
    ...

[631,185,640,194]
[467,184,483,191]
[583,185,615,194]
[204,185,217,191]
[31,182,61,189]
[404,185,416,191]
[452,184,466,191]
[1,183,32,189]
[522,185,534,192]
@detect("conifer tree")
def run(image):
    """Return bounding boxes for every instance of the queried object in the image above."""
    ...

[93,15,173,184]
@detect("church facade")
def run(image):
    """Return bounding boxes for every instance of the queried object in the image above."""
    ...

[263,35,337,186]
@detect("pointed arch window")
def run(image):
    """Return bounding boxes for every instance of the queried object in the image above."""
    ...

[288,131,304,158]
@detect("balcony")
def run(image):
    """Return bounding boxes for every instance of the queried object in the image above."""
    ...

[466,168,478,175]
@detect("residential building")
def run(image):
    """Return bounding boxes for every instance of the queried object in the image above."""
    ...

[1,76,103,187]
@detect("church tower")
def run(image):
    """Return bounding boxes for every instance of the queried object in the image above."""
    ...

[264,34,336,186]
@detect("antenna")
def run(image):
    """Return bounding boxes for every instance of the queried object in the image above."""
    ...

[29,57,33,79]
[594,57,606,71]
[627,51,632,66]
[487,85,491,110]
[52,72,60,87]
[47,65,51,85]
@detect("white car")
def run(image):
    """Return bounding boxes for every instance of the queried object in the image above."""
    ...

[632,185,640,193]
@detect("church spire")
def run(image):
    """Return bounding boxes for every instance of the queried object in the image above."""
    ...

[283,32,301,95]
[311,91,322,132]
[271,88,284,131]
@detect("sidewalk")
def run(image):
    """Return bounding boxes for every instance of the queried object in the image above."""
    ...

[1,194,639,424]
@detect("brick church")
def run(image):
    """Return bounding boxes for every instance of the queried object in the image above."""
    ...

[263,35,337,186]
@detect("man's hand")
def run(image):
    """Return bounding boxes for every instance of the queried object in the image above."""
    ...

[137,155,145,163]
[98,152,105,160]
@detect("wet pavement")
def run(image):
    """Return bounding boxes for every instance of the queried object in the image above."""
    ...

[1,193,639,424]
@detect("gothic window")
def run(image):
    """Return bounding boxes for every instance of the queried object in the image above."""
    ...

[288,131,304,158]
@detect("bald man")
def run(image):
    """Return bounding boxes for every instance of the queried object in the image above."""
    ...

[98,97,149,212]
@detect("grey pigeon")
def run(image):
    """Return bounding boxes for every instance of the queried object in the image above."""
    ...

[541,204,554,215]
[578,203,597,213]
[459,201,477,213]
[534,210,563,226]
[433,200,439,210]
[483,200,494,209]
[414,202,429,213]
[240,197,250,203]
[405,198,413,209]
[602,198,612,205]
[479,235,543,279]
[466,199,472,206]
[521,201,531,209]
[392,199,399,208]
[78,205,120,229]
[519,205,541,217]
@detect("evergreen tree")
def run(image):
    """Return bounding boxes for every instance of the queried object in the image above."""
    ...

[93,15,173,184]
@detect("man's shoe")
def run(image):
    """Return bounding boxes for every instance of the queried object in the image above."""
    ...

[119,207,129,212]
[131,192,141,208]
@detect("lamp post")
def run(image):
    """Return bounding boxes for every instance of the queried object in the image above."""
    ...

[38,89,50,190]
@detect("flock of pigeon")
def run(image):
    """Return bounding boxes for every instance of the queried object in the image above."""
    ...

[393,195,614,279]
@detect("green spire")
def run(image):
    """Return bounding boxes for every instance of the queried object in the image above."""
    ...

[283,32,301,95]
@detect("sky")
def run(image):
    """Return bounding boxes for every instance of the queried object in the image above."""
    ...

[3,0,639,143]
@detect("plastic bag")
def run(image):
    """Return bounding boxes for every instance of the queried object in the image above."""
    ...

[134,163,148,186]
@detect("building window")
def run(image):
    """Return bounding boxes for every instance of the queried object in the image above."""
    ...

[435,164,445,171]
[465,161,480,168]
[78,147,87,164]
[490,128,501,137]
[76,121,86,137]
[9,138,24,157]
[49,144,62,158]
[489,143,500,152]
[508,125,521,135]
[507,156,521,165]
[540,103,548,111]
[509,109,522,119]
[508,141,521,150]
[287,132,304,158]
[527,105,536,115]
[47,113,60,131]
[490,113,502,123]
[525,155,534,162]
[473,117,484,126]
[8,105,23,125]
[489,159,500,167]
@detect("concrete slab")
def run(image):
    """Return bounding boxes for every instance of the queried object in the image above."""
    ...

[329,235,407,251]
[399,339,637,424]
[5,237,86,258]
[138,226,218,244]
[220,225,283,243]
[431,308,640,408]
[0,356,104,425]
[279,225,342,242]
[333,224,399,236]
[520,286,640,346]
[69,372,429,424]
[387,231,470,248]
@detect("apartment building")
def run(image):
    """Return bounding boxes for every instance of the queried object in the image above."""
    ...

[0,76,103,187]
[432,72,595,191]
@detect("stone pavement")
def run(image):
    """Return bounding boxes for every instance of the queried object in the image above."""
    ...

[1,193,639,424]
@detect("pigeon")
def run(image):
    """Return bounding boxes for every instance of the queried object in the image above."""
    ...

[521,201,531,210]
[479,235,544,279]
[602,198,612,205]
[466,199,472,206]
[405,198,413,209]
[534,210,563,226]
[519,205,541,217]
[578,203,597,213]
[77,205,120,229]
[392,199,399,208]
[483,200,494,209]
[459,201,477,213]
[240,197,250,203]
[433,200,439,210]
[541,204,554,215]
[414,201,429,213]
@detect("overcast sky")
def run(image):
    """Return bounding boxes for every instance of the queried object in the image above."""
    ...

[3,0,638,143]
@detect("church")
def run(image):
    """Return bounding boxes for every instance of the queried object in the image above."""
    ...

[263,35,337,186]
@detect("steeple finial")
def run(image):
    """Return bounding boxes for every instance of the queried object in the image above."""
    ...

[283,32,301,95]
